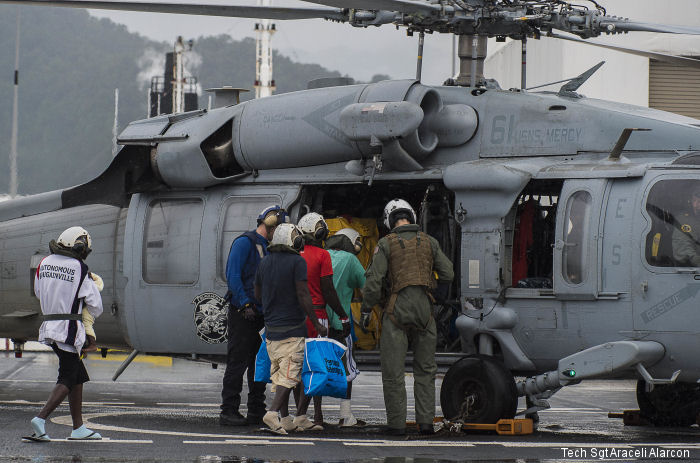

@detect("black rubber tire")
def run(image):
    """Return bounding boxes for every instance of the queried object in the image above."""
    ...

[636,380,700,427]
[440,355,517,424]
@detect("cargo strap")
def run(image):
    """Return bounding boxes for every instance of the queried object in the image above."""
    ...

[42,314,82,321]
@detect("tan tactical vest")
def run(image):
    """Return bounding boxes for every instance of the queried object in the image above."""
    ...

[384,232,435,329]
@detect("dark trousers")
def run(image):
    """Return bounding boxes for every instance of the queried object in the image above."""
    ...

[220,309,267,418]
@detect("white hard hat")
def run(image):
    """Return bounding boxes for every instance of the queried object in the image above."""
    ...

[383,199,416,230]
[57,226,92,258]
[298,212,328,240]
[271,223,304,251]
[335,228,362,253]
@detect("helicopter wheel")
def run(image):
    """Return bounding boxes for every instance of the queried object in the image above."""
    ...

[636,380,700,427]
[440,355,517,425]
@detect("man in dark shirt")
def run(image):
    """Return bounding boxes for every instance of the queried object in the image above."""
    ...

[220,205,285,426]
[255,223,328,434]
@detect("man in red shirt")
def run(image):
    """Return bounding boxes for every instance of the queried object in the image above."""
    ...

[297,212,349,428]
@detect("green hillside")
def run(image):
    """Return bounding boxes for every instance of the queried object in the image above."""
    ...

[0,6,348,194]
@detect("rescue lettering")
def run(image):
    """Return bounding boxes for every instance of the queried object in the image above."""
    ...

[641,284,700,323]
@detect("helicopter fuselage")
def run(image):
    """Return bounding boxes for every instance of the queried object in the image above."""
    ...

[2,81,700,422]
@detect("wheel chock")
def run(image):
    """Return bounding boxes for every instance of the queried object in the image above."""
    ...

[432,417,533,435]
[607,410,649,426]
[462,419,534,435]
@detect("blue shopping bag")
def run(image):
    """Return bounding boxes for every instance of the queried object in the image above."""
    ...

[254,330,271,383]
[302,337,347,398]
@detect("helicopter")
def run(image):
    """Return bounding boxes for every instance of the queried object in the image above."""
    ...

[2,0,700,429]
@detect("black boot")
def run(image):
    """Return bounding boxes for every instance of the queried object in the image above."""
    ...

[220,411,247,426]
[385,427,406,436]
[245,413,264,425]
[418,424,435,435]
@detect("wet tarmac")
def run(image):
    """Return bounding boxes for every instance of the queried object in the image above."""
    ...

[1,350,699,462]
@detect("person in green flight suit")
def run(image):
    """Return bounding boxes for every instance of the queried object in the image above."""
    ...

[673,185,700,267]
[361,199,454,436]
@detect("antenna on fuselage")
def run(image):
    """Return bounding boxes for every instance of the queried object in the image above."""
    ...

[558,61,605,98]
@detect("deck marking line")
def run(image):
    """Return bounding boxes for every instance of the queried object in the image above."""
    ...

[184,440,314,445]
[345,441,475,447]
[22,438,152,444]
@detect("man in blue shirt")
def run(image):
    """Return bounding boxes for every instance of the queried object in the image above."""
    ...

[220,205,286,426]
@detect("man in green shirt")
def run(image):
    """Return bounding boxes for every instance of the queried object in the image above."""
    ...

[325,228,366,427]
[362,199,454,436]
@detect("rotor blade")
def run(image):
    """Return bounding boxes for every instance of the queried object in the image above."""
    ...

[301,0,442,15]
[603,19,700,36]
[0,0,345,20]
[549,33,700,70]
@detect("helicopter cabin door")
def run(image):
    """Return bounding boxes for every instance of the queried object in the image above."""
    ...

[633,174,700,333]
[553,179,607,300]
[123,187,297,356]
[123,191,210,355]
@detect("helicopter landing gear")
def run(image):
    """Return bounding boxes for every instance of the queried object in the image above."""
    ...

[636,380,700,427]
[11,339,24,358]
[440,355,517,424]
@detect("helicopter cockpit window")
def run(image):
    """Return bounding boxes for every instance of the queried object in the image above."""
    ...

[143,199,204,284]
[218,196,279,281]
[562,191,591,285]
[646,179,700,267]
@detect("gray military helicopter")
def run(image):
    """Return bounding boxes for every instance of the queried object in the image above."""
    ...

[2,0,700,428]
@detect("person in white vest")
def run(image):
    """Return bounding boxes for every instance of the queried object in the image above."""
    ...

[27,226,104,442]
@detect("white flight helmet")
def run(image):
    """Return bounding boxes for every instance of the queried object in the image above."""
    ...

[298,212,329,240]
[383,199,417,230]
[257,205,287,227]
[336,228,362,254]
[271,223,304,251]
[57,226,92,259]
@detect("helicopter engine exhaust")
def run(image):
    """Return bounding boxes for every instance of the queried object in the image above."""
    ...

[231,80,477,174]
[119,80,478,188]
